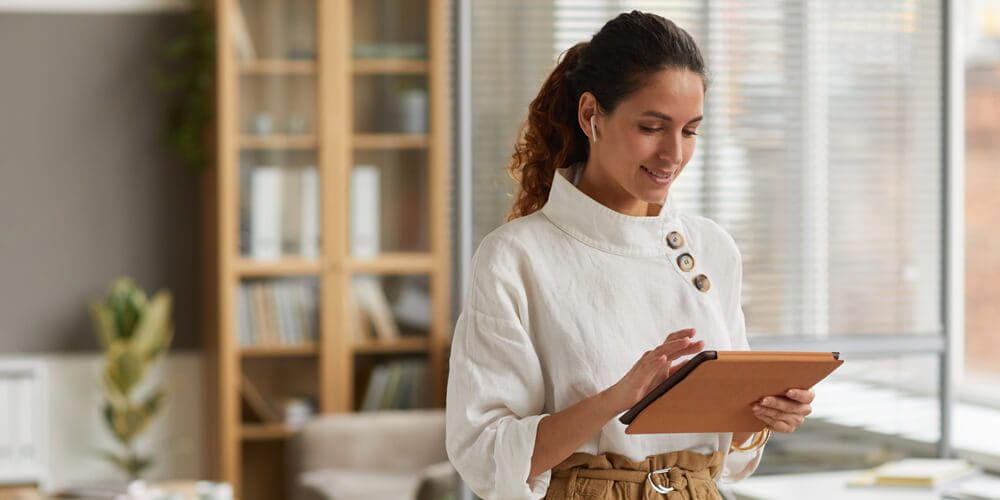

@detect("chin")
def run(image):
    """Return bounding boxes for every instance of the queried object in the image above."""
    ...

[634,185,670,205]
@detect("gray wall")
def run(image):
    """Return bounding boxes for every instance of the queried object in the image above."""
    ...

[0,12,201,352]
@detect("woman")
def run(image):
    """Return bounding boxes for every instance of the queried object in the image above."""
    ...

[446,11,815,500]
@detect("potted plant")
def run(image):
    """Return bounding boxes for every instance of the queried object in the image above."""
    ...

[89,277,174,479]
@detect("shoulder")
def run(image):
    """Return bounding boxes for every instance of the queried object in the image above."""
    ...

[679,213,743,276]
[463,213,550,315]
[471,211,550,269]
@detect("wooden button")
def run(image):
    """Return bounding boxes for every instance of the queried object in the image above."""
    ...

[677,253,695,272]
[693,274,711,292]
[666,231,685,249]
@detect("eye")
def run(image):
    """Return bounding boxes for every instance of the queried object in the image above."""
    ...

[683,129,699,138]
[640,126,662,133]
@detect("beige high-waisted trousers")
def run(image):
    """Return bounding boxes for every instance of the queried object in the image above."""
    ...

[543,450,724,500]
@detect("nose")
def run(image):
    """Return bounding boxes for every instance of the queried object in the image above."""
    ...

[658,131,684,165]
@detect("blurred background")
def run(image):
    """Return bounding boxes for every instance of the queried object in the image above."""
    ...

[0,0,998,499]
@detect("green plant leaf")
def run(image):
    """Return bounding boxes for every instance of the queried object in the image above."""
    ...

[109,277,144,340]
[141,389,165,417]
[131,291,173,361]
[105,344,145,396]
[90,301,116,348]
[102,402,130,446]
[130,455,154,479]
[99,448,132,473]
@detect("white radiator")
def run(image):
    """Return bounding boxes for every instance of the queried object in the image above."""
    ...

[0,359,46,486]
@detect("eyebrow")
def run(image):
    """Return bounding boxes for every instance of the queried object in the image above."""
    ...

[641,111,703,124]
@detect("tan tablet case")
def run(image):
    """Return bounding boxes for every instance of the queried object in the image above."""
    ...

[623,351,843,434]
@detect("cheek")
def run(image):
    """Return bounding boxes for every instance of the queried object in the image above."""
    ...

[681,139,697,164]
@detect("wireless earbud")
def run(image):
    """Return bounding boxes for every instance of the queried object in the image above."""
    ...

[590,115,598,143]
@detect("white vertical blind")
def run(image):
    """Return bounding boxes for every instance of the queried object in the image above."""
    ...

[467,0,944,339]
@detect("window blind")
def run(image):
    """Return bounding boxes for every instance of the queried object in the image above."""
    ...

[466,0,944,339]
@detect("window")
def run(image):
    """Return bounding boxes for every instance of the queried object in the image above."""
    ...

[962,0,1000,400]
[458,0,968,471]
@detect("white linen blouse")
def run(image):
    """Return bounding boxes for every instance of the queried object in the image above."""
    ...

[445,163,765,499]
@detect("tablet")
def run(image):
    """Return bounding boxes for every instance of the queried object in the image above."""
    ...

[619,350,842,434]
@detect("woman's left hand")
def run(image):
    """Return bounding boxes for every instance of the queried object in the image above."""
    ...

[753,388,814,433]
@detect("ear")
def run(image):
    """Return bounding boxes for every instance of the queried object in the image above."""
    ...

[577,92,600,143]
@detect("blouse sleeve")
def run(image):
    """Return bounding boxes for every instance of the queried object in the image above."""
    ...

[717,229,766,483]
[445,233,551,499]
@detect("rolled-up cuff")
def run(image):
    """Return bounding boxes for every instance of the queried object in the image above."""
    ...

[720,442,765,483]
[493,413,551,499]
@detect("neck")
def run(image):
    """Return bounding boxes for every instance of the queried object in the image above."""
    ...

[575,158,659,217]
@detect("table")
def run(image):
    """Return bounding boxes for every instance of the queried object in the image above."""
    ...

[725,469,1000,500]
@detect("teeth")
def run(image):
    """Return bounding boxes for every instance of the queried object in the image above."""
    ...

[642,166,669,179]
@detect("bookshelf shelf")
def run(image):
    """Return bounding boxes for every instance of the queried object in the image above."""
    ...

[234,258,324,276]
[353,58,429,74]
[239,135,317,150]
[240,59,317,75]
[354,337,429,354]
[240,344,318,357]
[209,0,450,498]
[352,133,428,150]
[348,253,435,274]
[240,423,294,441]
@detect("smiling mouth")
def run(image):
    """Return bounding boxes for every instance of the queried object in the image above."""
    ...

[641,165,672,179]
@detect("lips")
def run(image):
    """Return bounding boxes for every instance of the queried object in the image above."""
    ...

[641,165,672,179]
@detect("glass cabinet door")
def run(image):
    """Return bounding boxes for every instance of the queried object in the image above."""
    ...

[235,0,320,261]
[349,0,431,257]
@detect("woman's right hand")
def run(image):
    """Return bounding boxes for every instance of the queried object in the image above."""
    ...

[602,328,704,414]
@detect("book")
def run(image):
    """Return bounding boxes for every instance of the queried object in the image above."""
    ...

[361,365,389,412]
[299,167,319,258]
[379,362,402,410]
[850,458,978,488]
[280,168,303,256]
[250,166,282,260]
[943,474,1000,499]
[240,374,280,423]
[350,165,381,258]
[353,277,400,341]
[231,3,257,61]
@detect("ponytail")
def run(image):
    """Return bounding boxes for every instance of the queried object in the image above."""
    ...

[506,42,590,221]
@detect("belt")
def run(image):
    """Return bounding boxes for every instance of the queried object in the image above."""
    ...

[549,450,722,498]
[552,466,703,494]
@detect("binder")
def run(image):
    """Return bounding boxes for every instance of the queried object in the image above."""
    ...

[620,351,843,434]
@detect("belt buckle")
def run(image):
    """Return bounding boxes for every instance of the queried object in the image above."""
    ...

[646,467,675,494]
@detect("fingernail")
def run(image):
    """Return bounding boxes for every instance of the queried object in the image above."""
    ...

[763,397,773,405]
[752,405,762,412]
[787,389,796,397]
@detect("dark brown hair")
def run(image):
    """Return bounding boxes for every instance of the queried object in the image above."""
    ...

[507,11,708,220]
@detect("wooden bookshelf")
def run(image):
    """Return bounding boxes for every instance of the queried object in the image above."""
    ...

[353,58,429,74]
[240,423,295,441]
[239,135,318,150]
[352,133,429,149]
[354,337,429,354]
[239,343,318,357]
[240,59,317,75]
[207,0,451,498]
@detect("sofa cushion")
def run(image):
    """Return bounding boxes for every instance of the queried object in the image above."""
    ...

[300,468,421,500]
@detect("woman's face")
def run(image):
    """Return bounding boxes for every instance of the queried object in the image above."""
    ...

[579,68,704,214]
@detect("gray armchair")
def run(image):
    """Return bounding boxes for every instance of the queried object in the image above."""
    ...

[291,410,457,500]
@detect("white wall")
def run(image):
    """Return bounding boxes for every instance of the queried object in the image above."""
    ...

[41,352,205,491]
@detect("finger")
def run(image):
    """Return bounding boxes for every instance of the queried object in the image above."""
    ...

[666,359,690,377]
[666,340,704,360]
[651,337,695,355]
[753,405,803,430]
[664,328,696,343]
[755,414,793,433]
[759,396,810,416]
[785,388,815,404]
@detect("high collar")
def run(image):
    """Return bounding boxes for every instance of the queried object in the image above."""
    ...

[540,163,682,257]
